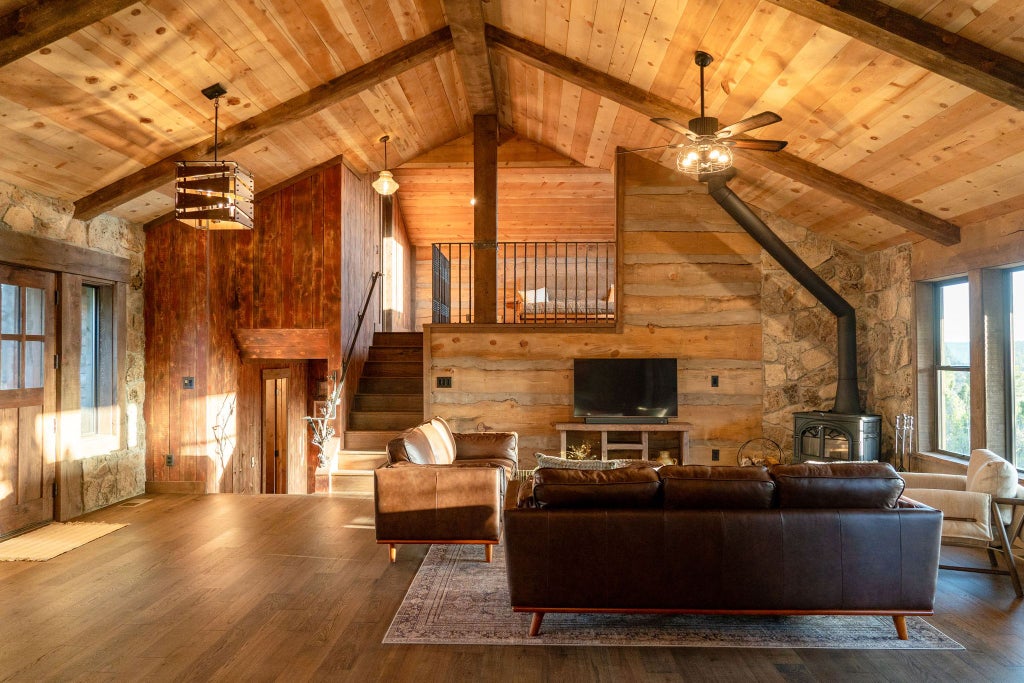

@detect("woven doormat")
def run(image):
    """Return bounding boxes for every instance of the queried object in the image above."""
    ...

[0,522,127,561]
[385,544,963,649]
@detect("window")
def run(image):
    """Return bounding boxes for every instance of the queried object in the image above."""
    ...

[936,279,970,456]
[0,282,46,394]
[80,284,115,437]
[1010,269,1024,465]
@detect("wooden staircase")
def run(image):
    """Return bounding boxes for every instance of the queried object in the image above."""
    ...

[343,331,424,452]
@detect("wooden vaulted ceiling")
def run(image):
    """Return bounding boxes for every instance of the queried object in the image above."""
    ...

[1,0,1022,252]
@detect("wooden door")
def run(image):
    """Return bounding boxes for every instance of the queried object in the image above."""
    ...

[0,265,56,536]
[262,369,288,493]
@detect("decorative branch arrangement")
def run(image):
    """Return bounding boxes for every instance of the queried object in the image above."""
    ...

[211,393,236,469]
[305,373,342,469]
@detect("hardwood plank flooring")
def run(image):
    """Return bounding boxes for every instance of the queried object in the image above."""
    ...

[2,488,1024,681]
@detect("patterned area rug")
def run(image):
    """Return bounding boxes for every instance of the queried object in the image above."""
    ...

[385,544,963,649]
[0,522,127,561]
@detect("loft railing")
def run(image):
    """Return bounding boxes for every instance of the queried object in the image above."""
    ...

[431,242,615,324]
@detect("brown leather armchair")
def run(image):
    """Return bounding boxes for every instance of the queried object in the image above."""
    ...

[374,417,518,563]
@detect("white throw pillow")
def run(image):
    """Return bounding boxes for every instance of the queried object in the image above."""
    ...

[524,288,547,304]
[966,448,1018,524]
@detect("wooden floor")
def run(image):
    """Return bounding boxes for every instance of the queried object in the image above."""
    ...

[2,484,1024,682]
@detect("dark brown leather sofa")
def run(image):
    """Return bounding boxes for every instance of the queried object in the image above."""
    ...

[504,462,942,639]
[374,417,518,563]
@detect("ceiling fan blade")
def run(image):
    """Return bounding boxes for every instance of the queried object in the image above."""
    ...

[651,117,698,140]
[617,142,686,154]
[716,111,782,139]
[727,138,788,152]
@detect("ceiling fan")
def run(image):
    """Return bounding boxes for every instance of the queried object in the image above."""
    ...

[629,51,788,177]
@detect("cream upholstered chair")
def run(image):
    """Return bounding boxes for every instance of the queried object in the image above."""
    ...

[902,449,1024,598]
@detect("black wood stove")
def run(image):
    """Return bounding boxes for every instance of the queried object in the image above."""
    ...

[793,411,881,463]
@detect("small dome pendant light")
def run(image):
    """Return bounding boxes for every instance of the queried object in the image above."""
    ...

[372,135,399,196]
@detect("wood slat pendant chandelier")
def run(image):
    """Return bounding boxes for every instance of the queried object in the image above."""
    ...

[175,83,255,230]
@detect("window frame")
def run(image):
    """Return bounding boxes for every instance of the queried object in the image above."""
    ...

[932,277,971,458]
[1006,267,1024,468]
[80,282,117,439]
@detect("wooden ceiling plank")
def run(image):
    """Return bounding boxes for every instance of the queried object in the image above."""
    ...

[627,0,688,93]
[698,1,787,119]
[73,26,454,220]
[765,0,1024,110]
[710,11,821,128]
[164,0,296,108]
[441,0,497,115]
[564,0,598,63]
[487,23,960,246]
[441,49,474,130]
[647,0,723,104]
[0,57,169,166]
[263,0,344,79]
[606,0,651,85]
[0,0,139,67]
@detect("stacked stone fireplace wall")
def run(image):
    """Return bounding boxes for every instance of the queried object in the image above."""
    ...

[760,209,912,459]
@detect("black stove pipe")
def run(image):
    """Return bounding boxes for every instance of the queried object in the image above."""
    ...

[706,175,861,415]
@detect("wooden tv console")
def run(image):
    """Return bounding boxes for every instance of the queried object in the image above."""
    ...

[554,422,692,464]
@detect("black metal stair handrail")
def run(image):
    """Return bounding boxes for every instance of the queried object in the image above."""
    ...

[341,271,382,384]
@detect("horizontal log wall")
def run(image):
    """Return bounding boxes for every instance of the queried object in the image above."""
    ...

[426,153,765,466]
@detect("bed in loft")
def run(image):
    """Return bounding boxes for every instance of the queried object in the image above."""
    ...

[508,285,615,323]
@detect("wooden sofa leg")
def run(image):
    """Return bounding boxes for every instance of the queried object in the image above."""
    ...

[892,615,908,640]
[485,544,493,563]
[389,544,397,563]
[529,612,544,637]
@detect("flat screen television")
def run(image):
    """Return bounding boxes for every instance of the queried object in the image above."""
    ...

[573,358,678,424]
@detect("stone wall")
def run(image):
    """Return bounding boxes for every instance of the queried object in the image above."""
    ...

[0,180,146,511]
[862,244,914,460]
[759,210,912,464]
[760,214,866,454]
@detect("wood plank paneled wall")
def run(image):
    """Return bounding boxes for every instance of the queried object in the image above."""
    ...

[425,154,764,466]
[144,162,379,493]
[338,164,382,428]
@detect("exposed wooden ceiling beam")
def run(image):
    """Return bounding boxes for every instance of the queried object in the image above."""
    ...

[486,24,960,246]
[0,0,138,67]
[74,26,454,221]
[765,0,1024,111]
[441,0,496,115]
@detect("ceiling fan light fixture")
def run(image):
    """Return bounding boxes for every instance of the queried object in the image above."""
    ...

[175,83,254,230]
[372,135,399,196]
[676,136,733,176]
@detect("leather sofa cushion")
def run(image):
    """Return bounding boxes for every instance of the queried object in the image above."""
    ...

[387,427,438,465]
[532,467,661,509]
[454,431,519,460]
[387,416,458,466]
[771,462,905,509]
[660,465,775,509]
[450,458,518,478]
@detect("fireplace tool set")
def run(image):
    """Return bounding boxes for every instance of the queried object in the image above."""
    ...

[893,413,914,472]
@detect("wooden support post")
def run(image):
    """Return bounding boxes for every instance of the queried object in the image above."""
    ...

[485,544,493,563]
[389,544,397,563]
[473,114,498,324]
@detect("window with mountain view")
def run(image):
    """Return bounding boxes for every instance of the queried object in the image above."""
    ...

[1011,269,1024,466]
[936,279,970,456]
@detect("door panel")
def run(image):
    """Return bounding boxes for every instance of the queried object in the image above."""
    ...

[261,369,289,494]
[0,265,55,536]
